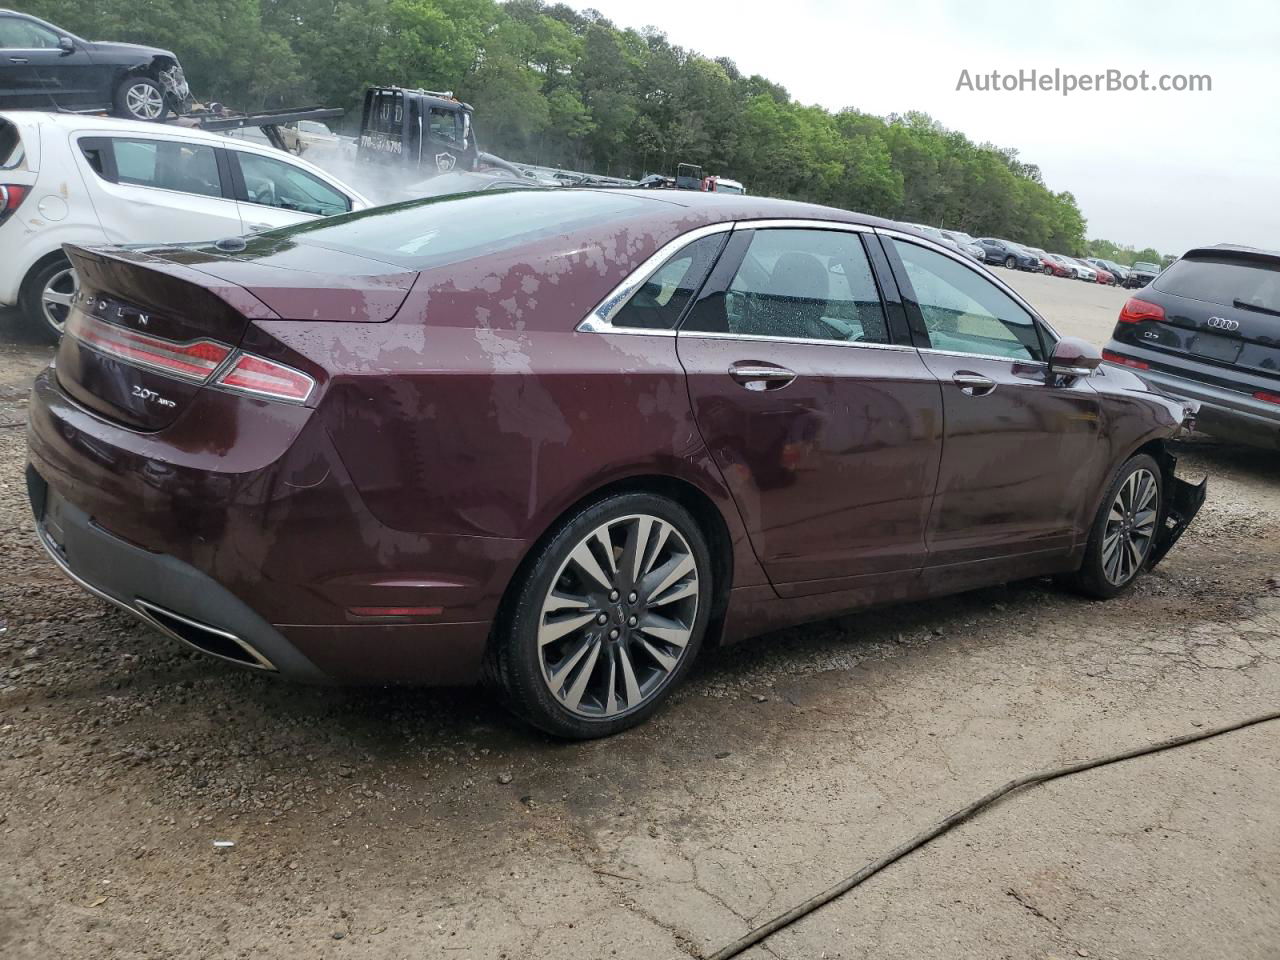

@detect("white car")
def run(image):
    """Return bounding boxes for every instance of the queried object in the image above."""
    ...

[0,111,371,341]
[1070,258,1098,282]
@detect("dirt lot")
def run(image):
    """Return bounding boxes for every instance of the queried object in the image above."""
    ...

[2,272,1278,960]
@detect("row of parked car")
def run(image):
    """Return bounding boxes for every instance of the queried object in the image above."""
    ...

[903,223,1161,289]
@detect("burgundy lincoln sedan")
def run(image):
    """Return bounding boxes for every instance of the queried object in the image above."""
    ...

[26,190,1205,738]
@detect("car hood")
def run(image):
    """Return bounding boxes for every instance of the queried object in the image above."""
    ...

[88,40,179,62]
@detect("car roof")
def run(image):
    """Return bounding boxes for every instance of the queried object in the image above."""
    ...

[593,188,899,230]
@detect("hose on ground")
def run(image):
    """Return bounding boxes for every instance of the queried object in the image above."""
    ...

[707,709,1280,960]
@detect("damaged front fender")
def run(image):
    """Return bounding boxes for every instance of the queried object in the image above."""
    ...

[1147,451,1208,569]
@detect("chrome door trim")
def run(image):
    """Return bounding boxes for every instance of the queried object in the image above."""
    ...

[679,329,918,353]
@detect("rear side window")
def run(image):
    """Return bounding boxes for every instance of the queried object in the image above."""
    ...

[90,138,224,198]
[684,228,889,344]
[0,119,23,169]
[235,152,349,216]
[610,234,726,331]
[1154,255,1280,315]
[259,190,656,269]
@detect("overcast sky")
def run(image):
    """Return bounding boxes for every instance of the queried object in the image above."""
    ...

[578,0,1278,254]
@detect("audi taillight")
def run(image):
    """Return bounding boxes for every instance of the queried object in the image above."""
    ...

[1118,297,1165,324]
[68,311,231,381]
[1102,349,1149,371]
[214,353,315,403]
[0,183,29,225]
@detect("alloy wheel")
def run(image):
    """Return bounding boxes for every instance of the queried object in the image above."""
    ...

[537,514,699,719]
[125,83,165,120]
[1102,468,1158,585]
[40,266,78,336]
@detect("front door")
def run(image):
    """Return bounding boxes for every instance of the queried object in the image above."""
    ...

[678,225,944,596]
[881,235,1101,573]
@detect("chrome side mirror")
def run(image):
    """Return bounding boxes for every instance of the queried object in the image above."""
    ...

[1048,336,1103,379]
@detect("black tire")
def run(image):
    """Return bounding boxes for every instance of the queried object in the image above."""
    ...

[113,75,169,122]
[19,254,75,344]
[487,492,713,739]
[1003,255,1016,269]
[1062,454,1162,600]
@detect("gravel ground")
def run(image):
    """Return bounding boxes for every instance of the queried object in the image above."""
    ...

[1,272,1278,960]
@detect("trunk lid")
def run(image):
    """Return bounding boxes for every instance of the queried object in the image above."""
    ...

[57,240,416,431]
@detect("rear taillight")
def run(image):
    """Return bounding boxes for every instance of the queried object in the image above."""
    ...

[1117,297,1165,324]
[0,183,30,225]
[68,311,231,381]
[68,311,315,403]
[1254,390,1280,406]
[1102,349,1149,370]
[214,352,315,403]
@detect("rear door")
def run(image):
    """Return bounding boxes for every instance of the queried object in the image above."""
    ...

[1116,251,1280,396]
[881,233,1101,573]
[76,133,244,242]
[225,149,354,232]
[677,224,944,596]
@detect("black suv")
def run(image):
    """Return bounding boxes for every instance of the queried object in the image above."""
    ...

[1103,245,1280,449]
[1125,261,1160,288]
[976,238,1041,270]
[0,9,190,121]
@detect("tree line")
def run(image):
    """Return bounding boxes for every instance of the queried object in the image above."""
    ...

[23,0,1165,259]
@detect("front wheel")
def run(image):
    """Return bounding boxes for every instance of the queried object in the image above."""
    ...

[1062,454,1162,599]
[1004,255,1016,268]
[114,76,169,122]
[488,493,712,739]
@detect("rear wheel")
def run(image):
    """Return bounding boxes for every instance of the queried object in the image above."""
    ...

[489,493,712,739]
[114,76,168,122]
[19,255,76,344]
[1063,454,1162,599]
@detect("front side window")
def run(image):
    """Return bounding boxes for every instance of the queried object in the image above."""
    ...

[0,16,61,48]
[610,233,726,330]
[104,138,223,198]
[236,152,350,216]
[684,228,889,344]
[891,239,1045,362]
[429,108,462,144]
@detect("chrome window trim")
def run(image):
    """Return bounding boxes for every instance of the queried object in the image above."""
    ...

[678,329,915,353]
[734,218,874,234]
[876,226,1063,343]
[577,221,735,334]
[918,346,1048,367]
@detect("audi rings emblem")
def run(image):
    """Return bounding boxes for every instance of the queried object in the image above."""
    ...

[1207,316,1240,331]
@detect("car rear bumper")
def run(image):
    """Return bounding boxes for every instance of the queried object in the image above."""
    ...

[28,464,329,680]
[24,367,506,684]
[1106,360,1280,449]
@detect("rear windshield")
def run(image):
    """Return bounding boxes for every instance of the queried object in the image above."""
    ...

[1153,255,1280,313]
[0,119,24,169]
[259,189,657,269]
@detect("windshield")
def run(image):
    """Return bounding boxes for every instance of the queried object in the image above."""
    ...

[1134,262,1159,271]
[252,189,658,269]
[1153,254,1280,314]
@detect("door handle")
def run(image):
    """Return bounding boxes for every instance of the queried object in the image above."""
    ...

[9,57,29,63]
[729,362,796,391]
[246,222,272,232]
[952,371,997,396]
